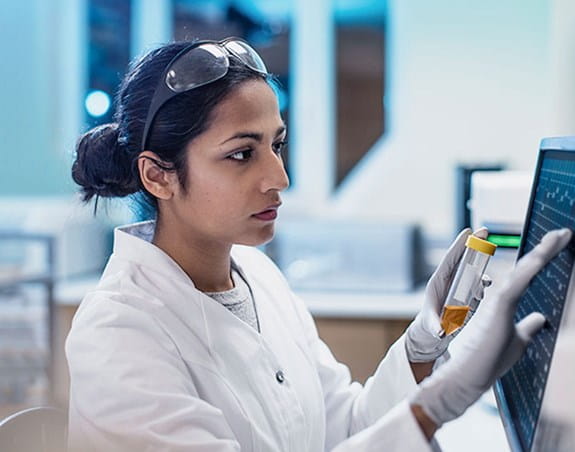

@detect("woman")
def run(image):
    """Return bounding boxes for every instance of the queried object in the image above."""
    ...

[67,38,571,451]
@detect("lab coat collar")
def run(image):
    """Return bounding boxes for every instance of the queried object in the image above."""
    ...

[114,220,250,286]
[114,220,193,287]
[111,221,264,359]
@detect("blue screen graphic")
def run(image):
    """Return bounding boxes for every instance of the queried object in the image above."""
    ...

[499,150,575,451]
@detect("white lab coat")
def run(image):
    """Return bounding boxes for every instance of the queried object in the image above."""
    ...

[66,222,433,451]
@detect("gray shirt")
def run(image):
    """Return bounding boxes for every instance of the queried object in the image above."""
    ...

[205,265,260,332]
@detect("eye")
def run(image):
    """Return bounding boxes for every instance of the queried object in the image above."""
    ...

[272,140,287,155]
[228,149,253,161]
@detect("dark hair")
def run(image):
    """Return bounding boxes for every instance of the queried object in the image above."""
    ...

[71,40,274,216]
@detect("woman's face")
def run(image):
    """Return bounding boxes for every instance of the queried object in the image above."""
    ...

[168,79,289,248]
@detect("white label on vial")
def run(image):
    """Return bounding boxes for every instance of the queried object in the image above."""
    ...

[453,263,481,303]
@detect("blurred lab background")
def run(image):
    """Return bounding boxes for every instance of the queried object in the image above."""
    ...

[1,0,575,450]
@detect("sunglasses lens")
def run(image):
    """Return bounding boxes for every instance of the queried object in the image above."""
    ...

[225,40,268,74]
[166,44,229,92]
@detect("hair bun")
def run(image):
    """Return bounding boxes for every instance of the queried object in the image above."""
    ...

[72,123,139,201]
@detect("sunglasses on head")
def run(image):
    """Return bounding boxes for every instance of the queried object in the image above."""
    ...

[141,37,268,151]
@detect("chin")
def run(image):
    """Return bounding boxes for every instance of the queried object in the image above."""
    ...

[237,225,276,247]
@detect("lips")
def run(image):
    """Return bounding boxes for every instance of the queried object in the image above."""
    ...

[253,209,278,221]
[253,204,281,221]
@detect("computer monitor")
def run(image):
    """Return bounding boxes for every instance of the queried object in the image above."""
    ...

[495,137,575,452]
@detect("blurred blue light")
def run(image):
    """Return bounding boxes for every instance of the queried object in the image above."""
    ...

[271,84,288,112]
[85,90,111,117]
[277,87,288,112]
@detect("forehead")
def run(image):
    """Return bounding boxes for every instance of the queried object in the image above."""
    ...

[207,79,283,134]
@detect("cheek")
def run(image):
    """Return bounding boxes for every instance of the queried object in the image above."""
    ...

[186,171,224,202]
[183,165,251,220]
[188,181,246,217]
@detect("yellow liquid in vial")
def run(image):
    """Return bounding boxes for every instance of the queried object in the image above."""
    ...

[440,305,471,335]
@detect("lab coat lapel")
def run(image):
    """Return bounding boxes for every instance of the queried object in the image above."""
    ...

[230,249,324,451]
[188,272,296,451]
[115,224,264,359]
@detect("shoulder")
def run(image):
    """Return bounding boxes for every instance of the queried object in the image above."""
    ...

[68,288,163,347]
[67,259,173,354]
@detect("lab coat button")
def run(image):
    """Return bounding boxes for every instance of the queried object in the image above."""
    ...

[275,370,285,383]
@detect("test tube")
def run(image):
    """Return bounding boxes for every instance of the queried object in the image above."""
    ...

[440,235,497,335]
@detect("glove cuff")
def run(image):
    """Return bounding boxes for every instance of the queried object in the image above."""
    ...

[409,363,487,427]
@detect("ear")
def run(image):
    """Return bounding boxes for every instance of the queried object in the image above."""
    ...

[137,151,178,200]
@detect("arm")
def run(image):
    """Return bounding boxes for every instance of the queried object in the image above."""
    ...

[410,404,438,440]
[411,229,571,432]
[405,228,490,367]
[294,229,571,450]
[66,297,241,452]
[405,228,489,383]
[289,293,434,450]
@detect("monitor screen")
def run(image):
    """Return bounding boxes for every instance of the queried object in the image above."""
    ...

[495,138,575,452]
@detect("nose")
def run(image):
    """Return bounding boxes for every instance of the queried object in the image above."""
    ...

[260,148,290,193]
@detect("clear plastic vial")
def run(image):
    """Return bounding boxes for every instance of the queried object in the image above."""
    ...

[440,235,497,335]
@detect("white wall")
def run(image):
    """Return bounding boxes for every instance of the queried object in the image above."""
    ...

[333,0,558,238]
[4,0,574,237]
[0,0,85,196]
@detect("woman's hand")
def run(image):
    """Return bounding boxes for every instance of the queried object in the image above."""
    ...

[410,228,572,434]
[405,228,490,367]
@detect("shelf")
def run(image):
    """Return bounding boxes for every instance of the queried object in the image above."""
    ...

[0,274,53,290]
[0,232,55,405]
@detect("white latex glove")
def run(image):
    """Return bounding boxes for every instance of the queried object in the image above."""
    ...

[410,228,572,427]
[405,227,489,363]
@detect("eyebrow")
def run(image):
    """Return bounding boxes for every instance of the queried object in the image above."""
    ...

[219,124,287,145]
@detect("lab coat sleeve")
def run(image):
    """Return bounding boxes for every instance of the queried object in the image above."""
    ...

[332,400,432,452]
[66,296,242,452]
[289,293,433,452]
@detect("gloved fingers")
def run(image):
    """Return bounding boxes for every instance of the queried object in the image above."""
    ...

[503,229,572,303]
[405,312,453,362]
[425,228,492,339]
[481,273,493,288]
[472,227,488,240]
[427,228,490,300]
[423,308,445,338]
[496,312,547,378]
[411,304,445,339]
[524,228,572,263]
[432,228,471,283]
[471,274,492,303]
[515,312,546,344]
[425,228,472,306]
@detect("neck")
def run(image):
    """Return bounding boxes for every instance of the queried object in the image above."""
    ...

[152,217,234,293]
